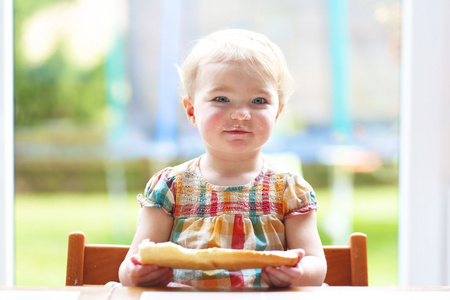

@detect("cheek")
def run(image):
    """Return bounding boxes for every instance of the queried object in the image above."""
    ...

[253,113,277,134]
[195,109,223,132]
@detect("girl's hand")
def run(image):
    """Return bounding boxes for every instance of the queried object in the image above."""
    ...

[261,249,305,288]
[122,255,174,287]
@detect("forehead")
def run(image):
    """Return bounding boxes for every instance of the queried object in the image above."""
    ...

[196,62,276,89]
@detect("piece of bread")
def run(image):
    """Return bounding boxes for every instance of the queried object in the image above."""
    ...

[138,240,299,270]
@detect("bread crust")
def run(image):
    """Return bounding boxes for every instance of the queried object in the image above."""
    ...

[138,240,299,270]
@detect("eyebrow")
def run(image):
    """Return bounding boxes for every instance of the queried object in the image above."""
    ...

[206,86,231,93]
[206,86,273,96]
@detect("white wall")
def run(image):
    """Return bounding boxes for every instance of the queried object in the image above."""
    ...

[399,0,450,286]
[0,0,14,286]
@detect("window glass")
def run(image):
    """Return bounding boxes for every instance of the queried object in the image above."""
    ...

[14,0,400,286]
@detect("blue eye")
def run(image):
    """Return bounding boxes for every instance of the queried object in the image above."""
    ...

[252,97,267,104]
[214,96,229,102]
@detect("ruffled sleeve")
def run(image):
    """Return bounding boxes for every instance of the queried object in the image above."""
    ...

[137,168,176,216]
[283,173,318,219]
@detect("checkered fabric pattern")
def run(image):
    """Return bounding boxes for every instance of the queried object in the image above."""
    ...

[137,156,317,287]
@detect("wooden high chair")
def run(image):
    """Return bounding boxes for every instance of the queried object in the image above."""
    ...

[66,231,128,286]
[66,231,368,286]
[323,232,368,286]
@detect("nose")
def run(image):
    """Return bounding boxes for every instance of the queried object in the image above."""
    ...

[230,106,251,121]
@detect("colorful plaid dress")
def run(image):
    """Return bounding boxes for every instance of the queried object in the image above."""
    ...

[137,156,318,287]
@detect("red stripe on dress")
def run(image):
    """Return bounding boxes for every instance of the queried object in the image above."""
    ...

[229,270,245,287]
[210,190,218,216]
[231,214,245,249]
[262,172,271,214]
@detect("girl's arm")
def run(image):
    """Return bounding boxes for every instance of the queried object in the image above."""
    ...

[286,210,327,286]
[119,206,174,286]
[262,210,327,287]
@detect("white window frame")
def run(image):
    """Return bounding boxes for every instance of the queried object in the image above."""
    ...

[0,0,15,286]
[399,0,450,286]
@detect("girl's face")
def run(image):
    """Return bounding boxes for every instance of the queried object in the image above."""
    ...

[183,62,282,158]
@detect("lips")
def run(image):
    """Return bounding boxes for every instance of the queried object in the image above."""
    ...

[224,129,251,135]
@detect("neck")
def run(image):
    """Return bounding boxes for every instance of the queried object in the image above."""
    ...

[200,151,263,186]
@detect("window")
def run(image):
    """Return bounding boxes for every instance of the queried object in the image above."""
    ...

[13,0,401,286]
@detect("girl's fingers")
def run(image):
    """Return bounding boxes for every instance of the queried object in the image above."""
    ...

[289,248,305,264]
[130,255,142,266]
[263,266,300,287]
[261,269,273,287]
[138,267,174,287]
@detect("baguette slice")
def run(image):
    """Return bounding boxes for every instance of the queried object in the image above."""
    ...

[138,240,298,270]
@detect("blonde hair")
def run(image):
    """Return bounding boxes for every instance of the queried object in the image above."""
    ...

[179,29,295,110]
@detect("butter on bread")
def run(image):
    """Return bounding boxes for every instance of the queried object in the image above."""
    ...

[138,240,298,270]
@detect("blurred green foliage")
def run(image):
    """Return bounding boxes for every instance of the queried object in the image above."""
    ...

[14,158,398,193]
[14,0,107,126]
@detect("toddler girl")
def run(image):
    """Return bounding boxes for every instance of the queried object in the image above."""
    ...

[119,29,327,288]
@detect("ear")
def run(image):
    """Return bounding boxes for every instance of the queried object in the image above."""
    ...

[276,104,285,120]
[183,96,197,126]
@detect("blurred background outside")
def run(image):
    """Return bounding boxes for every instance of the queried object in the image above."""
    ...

[14,0,401,286]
